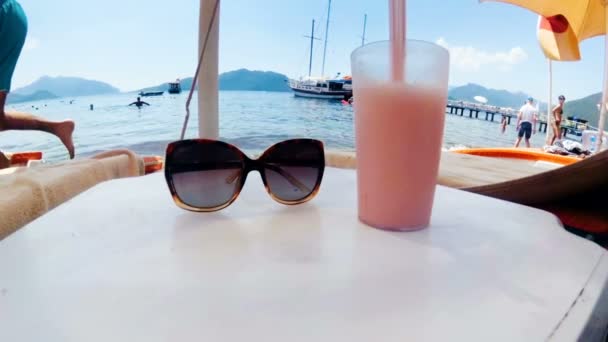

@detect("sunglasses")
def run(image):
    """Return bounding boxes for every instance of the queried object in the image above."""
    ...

[164,139,325,212]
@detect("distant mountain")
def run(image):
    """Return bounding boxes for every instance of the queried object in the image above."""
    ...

[12,76,120,98]
[6,90,59,104]
[563,92,601,124]
[219,69,290,92]
[137,69,290,93]
[448,83,535,109]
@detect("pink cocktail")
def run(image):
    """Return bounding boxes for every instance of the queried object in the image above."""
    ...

[351,40,449,230]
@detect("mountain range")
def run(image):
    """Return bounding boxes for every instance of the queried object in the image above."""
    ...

[218,69,290,92]
[8,76,120,104]
[6,71,602,125]
[13,76,119,97]
[7,69,290,104]
[448,83,535,109]
[7,90,59,104]
[137,69,290,93]
[563,92,601,124]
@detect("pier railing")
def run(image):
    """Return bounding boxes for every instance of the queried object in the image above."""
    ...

[445,100,587,138]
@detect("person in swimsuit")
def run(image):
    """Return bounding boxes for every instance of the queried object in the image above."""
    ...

[550,95,565,145]
[0,0,75,161]
[514,97,538,148]
[129,97,150,109]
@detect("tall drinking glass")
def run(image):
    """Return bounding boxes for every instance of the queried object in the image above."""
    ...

[351,40,449,231]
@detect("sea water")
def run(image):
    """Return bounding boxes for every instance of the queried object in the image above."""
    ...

[0,91,548,162]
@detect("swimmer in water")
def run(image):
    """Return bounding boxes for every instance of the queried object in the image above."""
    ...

[500,115,507,134]
[129,97,150,109]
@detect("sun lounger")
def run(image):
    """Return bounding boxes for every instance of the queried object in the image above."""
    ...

[0,149,144,240]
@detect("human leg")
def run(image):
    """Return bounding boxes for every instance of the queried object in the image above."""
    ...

[514,137,522,147]
[0,93,75,158]
[523,122,532,148]
[550,123,558,145]
[0,2,74,158]
[514,124,524,147]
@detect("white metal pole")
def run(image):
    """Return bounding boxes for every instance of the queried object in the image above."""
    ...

[598,4,608,151]
[198,0,220,139]
[321,0,331,77]
[545,59,553,145]
[309,20,315,77]
[361,14,367,47]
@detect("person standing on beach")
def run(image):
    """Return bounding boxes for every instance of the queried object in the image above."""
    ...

[514,97,538,148]
[550,95,565,145]
[0,0,75,159]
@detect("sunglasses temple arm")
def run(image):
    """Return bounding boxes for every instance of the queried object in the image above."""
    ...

[224,165,311,193]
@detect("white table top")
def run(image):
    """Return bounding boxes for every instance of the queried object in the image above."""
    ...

[0,168,606,341]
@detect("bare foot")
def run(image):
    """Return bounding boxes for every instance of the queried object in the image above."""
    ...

[54,120,75,159]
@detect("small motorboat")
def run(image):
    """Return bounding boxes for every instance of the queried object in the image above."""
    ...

[139,91,164,97]
[168,80,182,94]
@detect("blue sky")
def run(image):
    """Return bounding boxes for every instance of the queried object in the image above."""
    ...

[12,0,606,100]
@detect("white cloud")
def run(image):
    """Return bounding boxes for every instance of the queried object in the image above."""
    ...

[23,37,40,51]
[436,38,527,72]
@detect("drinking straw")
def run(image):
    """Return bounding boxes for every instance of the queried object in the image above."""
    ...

[389,0,406,82]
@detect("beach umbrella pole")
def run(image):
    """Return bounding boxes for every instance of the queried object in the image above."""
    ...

[598,3,608,151]
[546,59,553,145]
[197,0,220,139]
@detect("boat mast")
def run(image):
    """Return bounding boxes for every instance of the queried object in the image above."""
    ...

[321,0,331,77]
[303,19,319,77]
[361,14,367,47]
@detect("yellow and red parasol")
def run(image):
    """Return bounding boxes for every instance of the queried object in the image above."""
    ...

[537,14,580,61]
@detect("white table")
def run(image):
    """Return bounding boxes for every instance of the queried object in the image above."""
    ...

[0,168,606,341]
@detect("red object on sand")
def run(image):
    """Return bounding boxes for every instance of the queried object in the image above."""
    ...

[9,152,43,166]
[143,156,164,174]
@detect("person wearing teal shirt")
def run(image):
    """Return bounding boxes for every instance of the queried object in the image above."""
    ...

[0,0,75,160]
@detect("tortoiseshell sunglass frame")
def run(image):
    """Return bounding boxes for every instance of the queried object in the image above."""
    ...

[164,138,325,212]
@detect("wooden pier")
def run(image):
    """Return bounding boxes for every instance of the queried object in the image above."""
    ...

[445,101,577,137]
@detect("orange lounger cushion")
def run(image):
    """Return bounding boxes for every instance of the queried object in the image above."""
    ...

[452,148,580,165]
[143,156,164,174]
[8,151,43,166]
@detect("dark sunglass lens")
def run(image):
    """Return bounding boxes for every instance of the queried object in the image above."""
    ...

[263,140,324,202]
[167,141,244,209]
